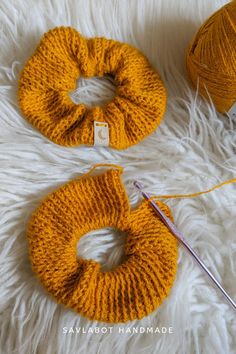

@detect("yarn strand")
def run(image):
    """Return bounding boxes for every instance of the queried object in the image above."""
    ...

[83,163,123,178]
[151,177,236,200]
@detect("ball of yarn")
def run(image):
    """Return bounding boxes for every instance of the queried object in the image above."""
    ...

[186,1,236,113]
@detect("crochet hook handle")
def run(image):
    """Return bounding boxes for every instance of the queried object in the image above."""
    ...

[133,181,236,312]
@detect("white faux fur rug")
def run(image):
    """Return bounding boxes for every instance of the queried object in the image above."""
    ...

[1,0,236,353]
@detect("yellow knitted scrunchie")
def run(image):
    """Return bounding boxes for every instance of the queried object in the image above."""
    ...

[18,27,166,149]
[27,166,178,323]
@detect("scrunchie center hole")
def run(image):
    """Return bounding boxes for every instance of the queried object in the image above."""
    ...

[77,227,128,272]
[69,75,116,107]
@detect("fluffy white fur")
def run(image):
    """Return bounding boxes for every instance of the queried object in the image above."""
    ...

[0,0,236,353]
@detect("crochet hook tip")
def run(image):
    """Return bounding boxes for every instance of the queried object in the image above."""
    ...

[133,180,144,190]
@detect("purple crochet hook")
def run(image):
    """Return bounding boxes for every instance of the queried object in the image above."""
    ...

[134,180,236,312]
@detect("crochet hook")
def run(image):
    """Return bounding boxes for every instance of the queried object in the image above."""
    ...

[133,180,236,312]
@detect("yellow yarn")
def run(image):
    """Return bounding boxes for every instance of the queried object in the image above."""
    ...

[151,177,236,200]
[186,1,236,113]
[18,27,167,149]
[27,166,178,323]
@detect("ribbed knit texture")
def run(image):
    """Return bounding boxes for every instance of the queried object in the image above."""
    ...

[18,26,167,149]
[186,1,236,114]
[27,167,178,323]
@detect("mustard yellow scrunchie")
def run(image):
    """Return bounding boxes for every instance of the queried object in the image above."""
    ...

[27,166,178,323]
[18,27,166,149]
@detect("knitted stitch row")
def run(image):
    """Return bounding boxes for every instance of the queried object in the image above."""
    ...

[18,27,166,149]
[27,167,178,323]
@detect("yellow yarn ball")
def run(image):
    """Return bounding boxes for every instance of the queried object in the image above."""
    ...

[186,1,236,114]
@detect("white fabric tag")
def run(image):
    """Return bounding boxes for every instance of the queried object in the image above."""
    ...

[228,102,236,121]
[94,121,109,147]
